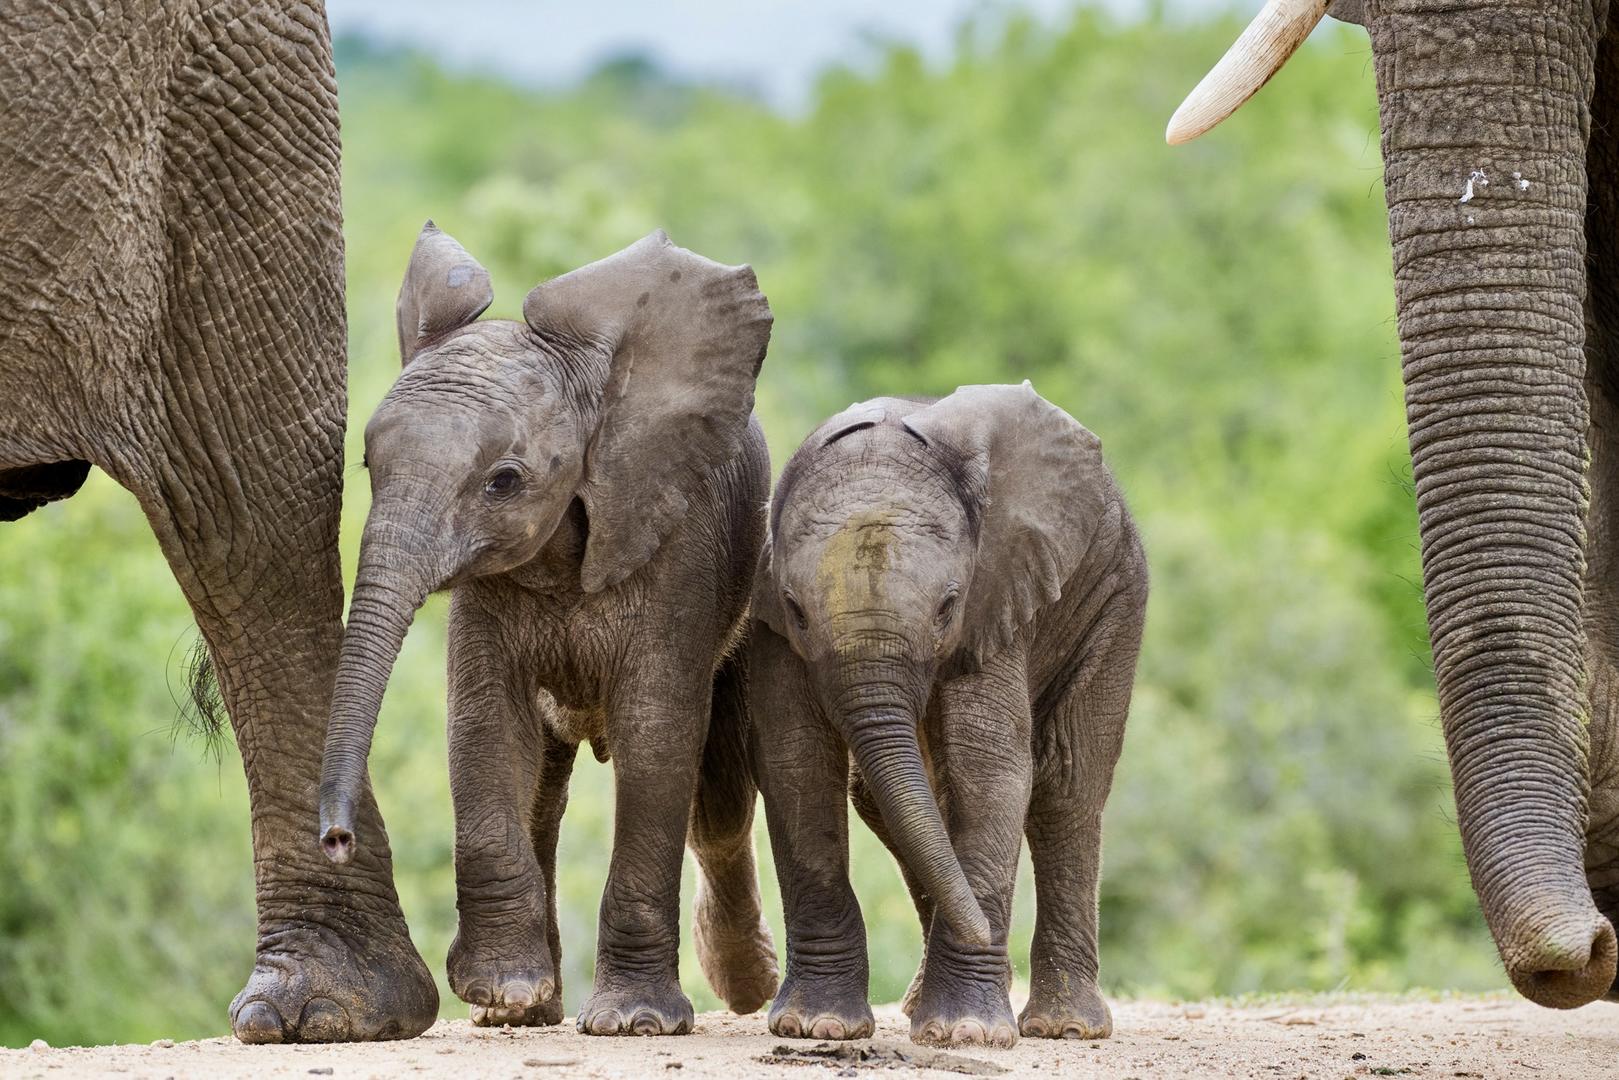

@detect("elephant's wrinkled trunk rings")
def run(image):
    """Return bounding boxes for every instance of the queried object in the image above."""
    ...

[1373,8,1613,1009]
[319,517,438,865]
[840,701,992,949]
[1170,0,1618,1007]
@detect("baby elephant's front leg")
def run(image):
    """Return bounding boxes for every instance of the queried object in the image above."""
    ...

[444,606,561,1026]
[576,675,708,1036]
[909,659,1033,1049]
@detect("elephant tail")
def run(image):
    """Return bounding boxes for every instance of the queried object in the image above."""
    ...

[688,647,779,1014]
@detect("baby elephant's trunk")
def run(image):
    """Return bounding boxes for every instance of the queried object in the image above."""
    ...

[841,703,991,948]
[319,517,436,863]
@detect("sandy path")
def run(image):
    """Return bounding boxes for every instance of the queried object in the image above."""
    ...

[4,996,1616,1079]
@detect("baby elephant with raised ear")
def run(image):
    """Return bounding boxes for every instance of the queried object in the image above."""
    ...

[318,223,779,1036]
[750,384,1146,1048]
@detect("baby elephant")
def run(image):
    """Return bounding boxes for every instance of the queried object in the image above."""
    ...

[318,223,778,1036]
[749,384,1146,1048]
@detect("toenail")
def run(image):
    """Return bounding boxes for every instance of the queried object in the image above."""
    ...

[809,1017,842,1040]
[950,1021,985,1043]
[503,985,534,1009]
[630,1010,661,1035]
[297,997,351,1042]
[232,1000,286,1045]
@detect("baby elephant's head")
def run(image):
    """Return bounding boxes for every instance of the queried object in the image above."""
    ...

[319,222,771,863]
[757,384,1107,946]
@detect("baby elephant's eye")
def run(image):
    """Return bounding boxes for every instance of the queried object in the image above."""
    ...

[484,467,523,499]
[784,594,809,631]
[937,586,960,622]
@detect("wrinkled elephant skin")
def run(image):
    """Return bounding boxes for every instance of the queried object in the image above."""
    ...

[0,1,436,1044]
[318,225,780,1035]
[749,386,1148,1048]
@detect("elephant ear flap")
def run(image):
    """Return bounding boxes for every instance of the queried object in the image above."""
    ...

[523,231,772,593]
[902,383,1107,667]
[396,221,494,365]
[751,535,790,639]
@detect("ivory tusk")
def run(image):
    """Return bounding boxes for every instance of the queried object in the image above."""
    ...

[1165,0,1331,145]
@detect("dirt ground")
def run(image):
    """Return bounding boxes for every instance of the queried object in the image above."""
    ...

[4,996,1617,1079]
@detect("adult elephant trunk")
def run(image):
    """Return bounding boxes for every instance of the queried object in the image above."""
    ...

[1371,3,1614,1006]
[826,647,992,948]
[319,511,440,864]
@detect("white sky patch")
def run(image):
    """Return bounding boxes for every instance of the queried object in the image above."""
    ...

[326,0,1234,108]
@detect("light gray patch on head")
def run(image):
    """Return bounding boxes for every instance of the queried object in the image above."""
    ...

[447,265,474,288]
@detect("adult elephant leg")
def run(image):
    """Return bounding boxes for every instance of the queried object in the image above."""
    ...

[1581,458,1619,970]
[749,627,875,1041]
[1573,23,1619,989]
[906,653,1031,1051]
[1368,0,1614,1007]
[130,468,434,1043]
[112,1,434,1041]
[443,588,558,1027]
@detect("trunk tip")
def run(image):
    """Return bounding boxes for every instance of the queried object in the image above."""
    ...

[1508,915,1617,1009]
[320,823,356,865]
[950,902,993,949]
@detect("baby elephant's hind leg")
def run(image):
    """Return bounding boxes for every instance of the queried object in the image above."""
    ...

[1020,599,1138,1040]
[521,723,578,1026]
[689,654,779,1014]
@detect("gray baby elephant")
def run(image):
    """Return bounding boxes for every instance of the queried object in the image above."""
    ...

[748,384,1147,1049]
[318,224,778,1036]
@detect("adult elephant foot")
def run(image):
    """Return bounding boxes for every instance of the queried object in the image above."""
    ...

[229,917,438,1044]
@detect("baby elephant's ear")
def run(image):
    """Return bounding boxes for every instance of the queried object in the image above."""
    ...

[396,221,494,365]
[523,230,772,593]
[902,383,1108,667]
[751,538,789,639]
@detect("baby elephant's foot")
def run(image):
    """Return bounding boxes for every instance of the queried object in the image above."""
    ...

[910,974,1018,1049]
[446,925,561,1027]
[694,899,779,1015]
[1019,978,1112,1040]
[577,977,694,1036]
[768,971,874,1040]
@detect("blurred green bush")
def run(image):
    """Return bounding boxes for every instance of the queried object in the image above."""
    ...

[0,7,1501,1048]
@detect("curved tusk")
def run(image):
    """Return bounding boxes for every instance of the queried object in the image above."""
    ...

[1165,0,1331,145]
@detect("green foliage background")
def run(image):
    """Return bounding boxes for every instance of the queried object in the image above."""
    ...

[0,7,1502,1047]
